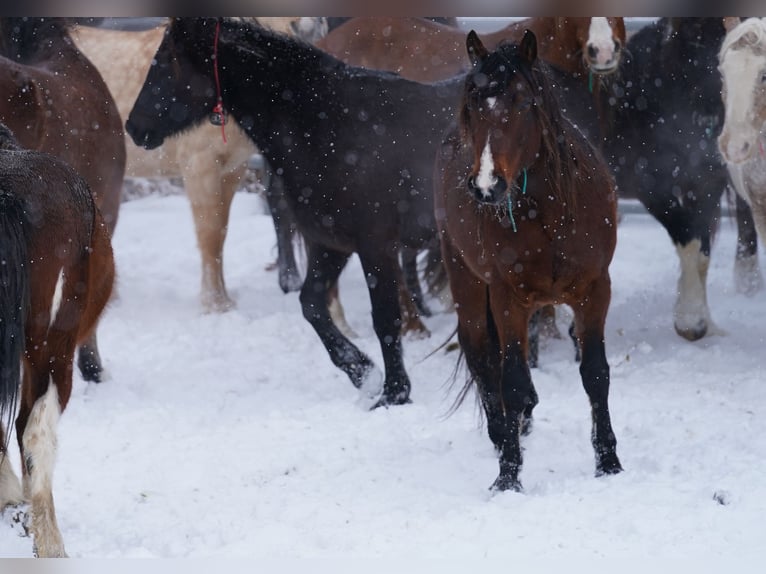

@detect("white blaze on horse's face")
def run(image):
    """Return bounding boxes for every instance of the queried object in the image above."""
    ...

[586,17,619,72]
[718,28,766,165]
[476,135,498,199]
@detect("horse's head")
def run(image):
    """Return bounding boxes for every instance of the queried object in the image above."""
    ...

[126,18,219,150]
[717,17,766,164]
[560,17,625,75]
[461,30,542,206]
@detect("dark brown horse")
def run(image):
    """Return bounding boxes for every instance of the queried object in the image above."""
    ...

[0,124,115,557]
[0,17,125,382]
[316,17,626,349]
[126,18,463,408]
[435,31,622,491]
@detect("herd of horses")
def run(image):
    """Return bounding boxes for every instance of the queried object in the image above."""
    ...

[0,15,765,557]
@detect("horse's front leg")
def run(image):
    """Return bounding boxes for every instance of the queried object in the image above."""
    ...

[733,192,763,295]
[358,247,412,407]
[673,236,715,340]
[572,278,622,476]
[299,244,382,395]
[183,158,243,313]
[488,290,538,492]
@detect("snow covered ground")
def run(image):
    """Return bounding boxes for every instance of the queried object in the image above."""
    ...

[1,186,766,563]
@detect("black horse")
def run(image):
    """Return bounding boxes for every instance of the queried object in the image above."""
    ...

[127,18,461,407]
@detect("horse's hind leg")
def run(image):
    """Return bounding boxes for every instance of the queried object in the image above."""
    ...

[357,246,412,407]
[401,246,431,317]
[265,170,303,293]
[77,332,103,382]
[734,193,763,295]
[0,424,23,509]
[17,323,78,558]
[76,218,116,383]
[572,279,622,477]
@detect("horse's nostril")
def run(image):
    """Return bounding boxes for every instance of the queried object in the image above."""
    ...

[588,45,598,59]
[743,141,751,152]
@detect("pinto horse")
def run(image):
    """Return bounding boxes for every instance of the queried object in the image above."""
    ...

[126,18,463,407]
[718,18,766,263]
[436,31,621,491]
[0,17,125,382]
[0,124,115,557]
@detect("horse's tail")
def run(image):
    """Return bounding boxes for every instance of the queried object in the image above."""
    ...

[0,189,29,443]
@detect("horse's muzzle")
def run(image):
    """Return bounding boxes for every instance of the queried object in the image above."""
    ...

[467,173,508,205]
[125,120,163,150]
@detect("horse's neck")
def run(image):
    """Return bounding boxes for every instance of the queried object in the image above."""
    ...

[0,25,71,64]
[218,37,329,150]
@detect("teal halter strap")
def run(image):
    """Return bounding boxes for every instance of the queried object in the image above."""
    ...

[506,168,528,233]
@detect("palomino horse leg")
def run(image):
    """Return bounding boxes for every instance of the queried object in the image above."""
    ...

[299,243,384,394]
[264,168,303,293]
[733,193,763,295]
[400,246,432,317]
[184,158,244,313]
[357,246,413,407]
[571,279,622,477]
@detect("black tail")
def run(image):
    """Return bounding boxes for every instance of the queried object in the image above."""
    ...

[0,189,28,445]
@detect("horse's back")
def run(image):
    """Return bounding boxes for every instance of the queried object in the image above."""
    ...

[317,17,468,81]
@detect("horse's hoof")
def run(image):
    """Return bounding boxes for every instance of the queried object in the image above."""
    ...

[77,354,103,383]
[596,455,623,476]
[278,271,303,293]
[369,392,412,410]
[520,416,534,436]
[674,320,707,341]
[489,474,523,493]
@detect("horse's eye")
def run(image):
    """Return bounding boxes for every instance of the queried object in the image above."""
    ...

[761,72,766,84]
[518,99,533,111]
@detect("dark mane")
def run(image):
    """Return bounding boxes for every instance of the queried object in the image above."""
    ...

[0,17,74,61]
[460,41,594,214]
[220,18,342,75]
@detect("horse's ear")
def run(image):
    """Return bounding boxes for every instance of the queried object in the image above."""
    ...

[520,29,538,64]
[466,30,489,66]
[723,17,742,32]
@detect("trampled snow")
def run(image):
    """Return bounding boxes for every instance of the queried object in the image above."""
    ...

[1,187,765,563]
